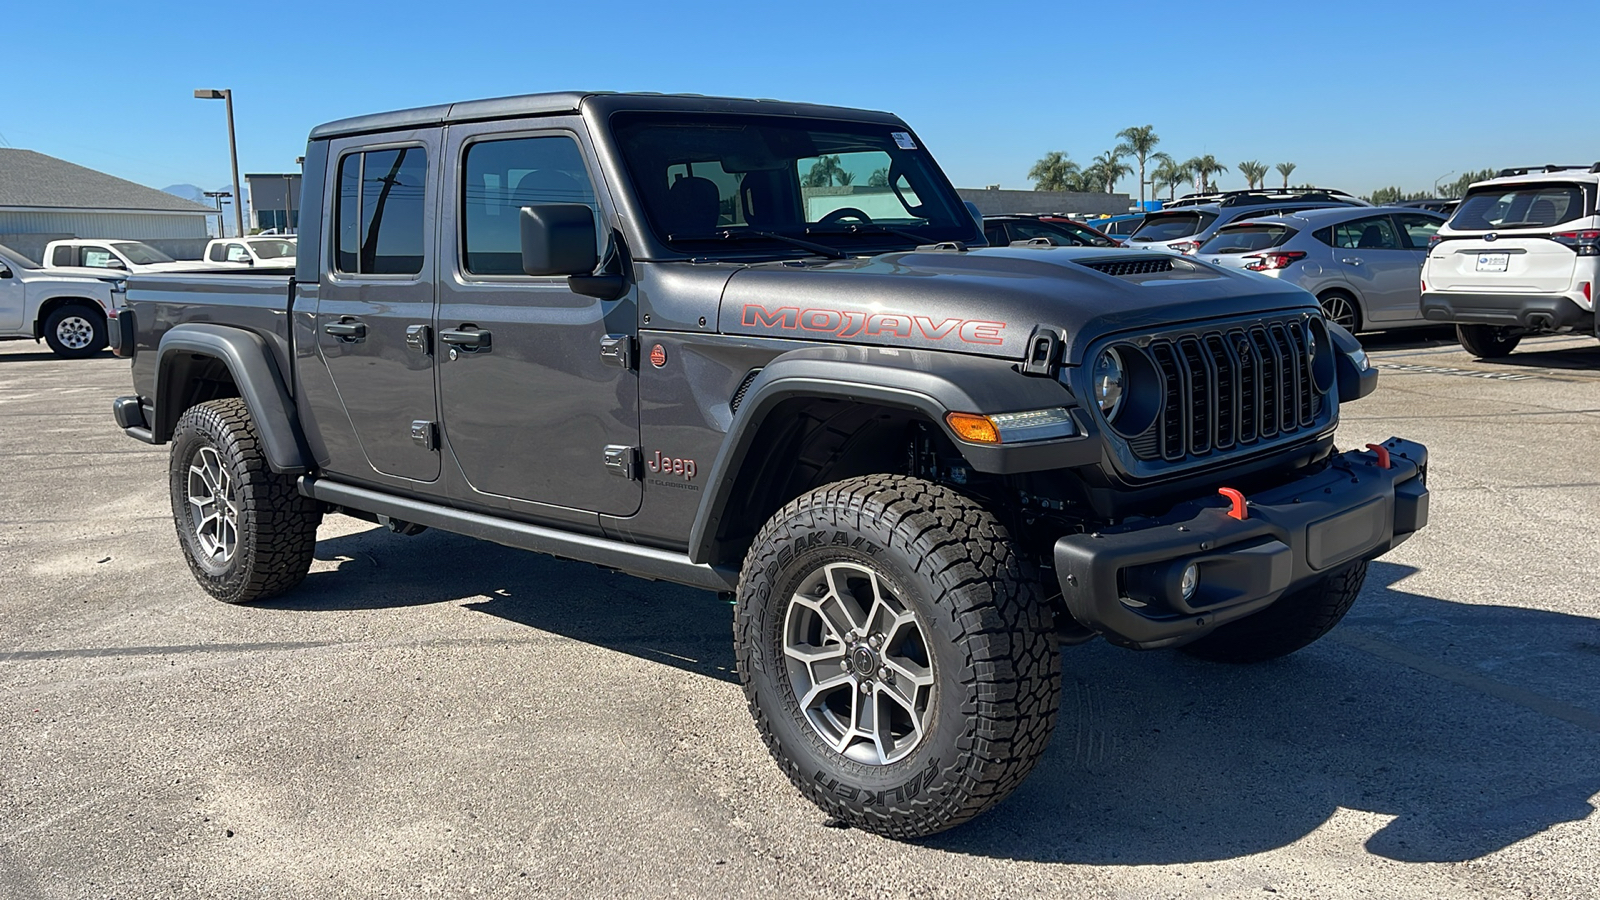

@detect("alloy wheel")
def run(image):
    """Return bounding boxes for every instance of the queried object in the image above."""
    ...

[54,315,96,350]
[1320,295,1358,331]
[782,561,934,765]
[186,446,239,564]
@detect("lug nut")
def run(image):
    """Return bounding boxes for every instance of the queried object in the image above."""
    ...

[877,666,892,681]
[859,681,872,693]
[839,659,851,672]
[868,633,883,647]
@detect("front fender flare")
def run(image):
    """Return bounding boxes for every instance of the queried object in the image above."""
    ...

[685,346,1094,565]
[154,323,309,474]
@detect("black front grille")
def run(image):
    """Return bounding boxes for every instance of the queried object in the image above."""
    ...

[1124,318,1325,464]
[1080,257,1174,277]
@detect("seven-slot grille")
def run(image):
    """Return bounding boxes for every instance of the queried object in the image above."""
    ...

[1124,318,1324,463]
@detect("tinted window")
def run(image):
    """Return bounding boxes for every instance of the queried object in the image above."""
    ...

[1450,183,1587,231]
[984,224,1009,246]
[208,244,227,262]
[334,146,427,275]
[1199,224,1295,254]
[1131,211,1215,241]
[1332,216,1400,250]
[462,136,597,275]
[52,246,72,266]
[1395,213,1442,249]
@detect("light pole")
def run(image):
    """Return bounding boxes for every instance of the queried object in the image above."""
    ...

[203,190,232,239]
[1433,171,1455,198]
[195,89,244,238]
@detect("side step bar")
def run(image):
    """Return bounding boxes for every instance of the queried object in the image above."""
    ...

[298,476,739,593]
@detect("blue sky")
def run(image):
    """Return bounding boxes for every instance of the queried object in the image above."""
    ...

[4,1,1595,201]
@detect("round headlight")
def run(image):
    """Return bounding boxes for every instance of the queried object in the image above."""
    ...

[1093,348,1126,420]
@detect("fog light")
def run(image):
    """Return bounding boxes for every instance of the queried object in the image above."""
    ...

[1181,563,1200,601]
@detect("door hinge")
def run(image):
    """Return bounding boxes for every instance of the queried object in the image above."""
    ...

[411,420,438,451]
[603,445,640,479]
[406,324,432,355]
[600,334,635,369]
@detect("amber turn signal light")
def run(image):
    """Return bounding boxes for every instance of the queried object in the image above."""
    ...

[945,412,1001,444]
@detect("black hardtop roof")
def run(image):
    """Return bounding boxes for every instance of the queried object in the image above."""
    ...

[308,91,905,141]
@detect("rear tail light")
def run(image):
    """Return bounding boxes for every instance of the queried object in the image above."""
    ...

[1582,282,1592,304]
[1426,235,1445,251]
[1551,230,1600,256]
[1243,251,1307,271]
[1169,241,1201,254]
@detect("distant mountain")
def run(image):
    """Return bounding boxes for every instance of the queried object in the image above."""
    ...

[162,183,209,203]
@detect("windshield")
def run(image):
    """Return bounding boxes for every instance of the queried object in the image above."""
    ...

[1130,211,1215,242]
[611,112,975,253]
[1199,224,1295,254]
[0,243,42,270]
[111,242,176,264]
[1450,183,1588,231]
[247,239,297,259]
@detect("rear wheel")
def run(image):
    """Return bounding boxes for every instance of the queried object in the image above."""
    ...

[1181,561,1367,663]
[169,398,321,603]
[1457,324,1521,358]
[1318,291,1362,333]
[735,475,1059,838]
[42,303,106,358]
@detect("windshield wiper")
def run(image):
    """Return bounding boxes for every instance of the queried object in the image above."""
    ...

[807,223,938,246]
[667,229,847,260]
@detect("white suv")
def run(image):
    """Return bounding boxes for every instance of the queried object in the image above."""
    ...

[1420,166,1599,357]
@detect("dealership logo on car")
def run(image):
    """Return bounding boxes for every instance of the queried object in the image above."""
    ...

[741,304,1006,345]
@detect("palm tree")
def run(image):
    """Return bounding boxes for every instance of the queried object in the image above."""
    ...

[1185,154,1228,193]
[1088,150,1134,194]
[1238,160,1268,190]
[1275,162,1297,190]
[1151,156,1189,201]
[835,169,855,187]
[868,167,889,187]
[1114,125,1161,208]
[1028,151,1082,192]
[804,155,848,187]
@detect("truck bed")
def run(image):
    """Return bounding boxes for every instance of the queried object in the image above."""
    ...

[124,267,297,401]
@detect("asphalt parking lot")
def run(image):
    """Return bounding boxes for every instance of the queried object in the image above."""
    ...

[2,330,1597,900]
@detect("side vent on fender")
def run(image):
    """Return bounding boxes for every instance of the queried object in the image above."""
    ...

[730,369,762,413]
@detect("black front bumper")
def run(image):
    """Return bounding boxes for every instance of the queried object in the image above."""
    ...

[1054,438,1428,649]
[1421,291,1593,331]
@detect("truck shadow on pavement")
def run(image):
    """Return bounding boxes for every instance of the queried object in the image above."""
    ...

[277,528,1599,865]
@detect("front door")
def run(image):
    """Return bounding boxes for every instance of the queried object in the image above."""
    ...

[314,130,442,483]
[436,120,641,516]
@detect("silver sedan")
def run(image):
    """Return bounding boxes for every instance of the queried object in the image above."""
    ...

[1197,206,1445,332]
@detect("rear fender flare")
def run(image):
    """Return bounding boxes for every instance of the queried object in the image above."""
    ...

[153,323,309,473]
[685,346,1087,564]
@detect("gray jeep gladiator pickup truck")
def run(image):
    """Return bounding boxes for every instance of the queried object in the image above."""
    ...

[110,91,1429,838]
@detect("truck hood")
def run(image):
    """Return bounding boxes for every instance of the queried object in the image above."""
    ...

[717,245,1318,365]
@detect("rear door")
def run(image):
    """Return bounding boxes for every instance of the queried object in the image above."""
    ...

[1330,214,1418,322]
[1431,182,1585,294]
[435,118,641,517]
[314,129,442,483]
[0,267,23,330]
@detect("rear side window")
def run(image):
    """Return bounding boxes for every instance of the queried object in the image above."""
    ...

[208,244,227,262]
[1132,211,1214,241]
[335,146,428,275]
[52,246,73,266]
[1450,183,1587,231]
[1395,213,1442,249]
[461,135,598,276]
[1199,224,1294,254]
[1330,216,1400,250]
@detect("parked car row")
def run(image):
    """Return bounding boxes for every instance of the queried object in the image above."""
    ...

[46,236,297,273]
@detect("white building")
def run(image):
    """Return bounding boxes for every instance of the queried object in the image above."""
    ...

[0,149,218,262]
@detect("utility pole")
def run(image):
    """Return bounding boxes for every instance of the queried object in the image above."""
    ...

[195,89,244,238]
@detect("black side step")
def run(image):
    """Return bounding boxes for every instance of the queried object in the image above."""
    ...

[298,477,739,592]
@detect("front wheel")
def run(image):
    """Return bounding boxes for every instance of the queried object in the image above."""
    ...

[169,398,321,603]
[42,304,106,358]
[1457,324,1521,358]
[735,475,1060,838]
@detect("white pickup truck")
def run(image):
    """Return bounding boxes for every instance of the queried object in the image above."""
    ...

[202,236,297,267]
[44,238,198,274]
[0,243,125,357]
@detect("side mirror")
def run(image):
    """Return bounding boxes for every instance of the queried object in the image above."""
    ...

[106,258,128,270]
[0,265,11,278]
[520,203,599,276]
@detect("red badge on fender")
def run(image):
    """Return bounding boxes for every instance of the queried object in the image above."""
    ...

[650,344,667,367]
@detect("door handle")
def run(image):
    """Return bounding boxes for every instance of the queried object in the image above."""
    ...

[439,327,492,351]
[323,319,366,342]
[1341,257,1363,266]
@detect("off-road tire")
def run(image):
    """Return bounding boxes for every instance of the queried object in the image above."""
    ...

[734,474,1060,838]
[169,398,320,603]
[42,303,106,358]
[1181,560,1368,663]
[1457,324,1521,359]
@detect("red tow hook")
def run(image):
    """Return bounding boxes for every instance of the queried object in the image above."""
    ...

[1365,443,1392,469]
[1218,487,1247,520]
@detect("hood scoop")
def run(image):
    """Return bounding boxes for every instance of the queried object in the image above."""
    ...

[1077,255,1216,283]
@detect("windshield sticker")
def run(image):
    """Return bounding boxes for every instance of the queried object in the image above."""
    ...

[892,132,917,150]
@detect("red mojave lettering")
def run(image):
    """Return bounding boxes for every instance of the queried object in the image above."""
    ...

[741,305,1006,345]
